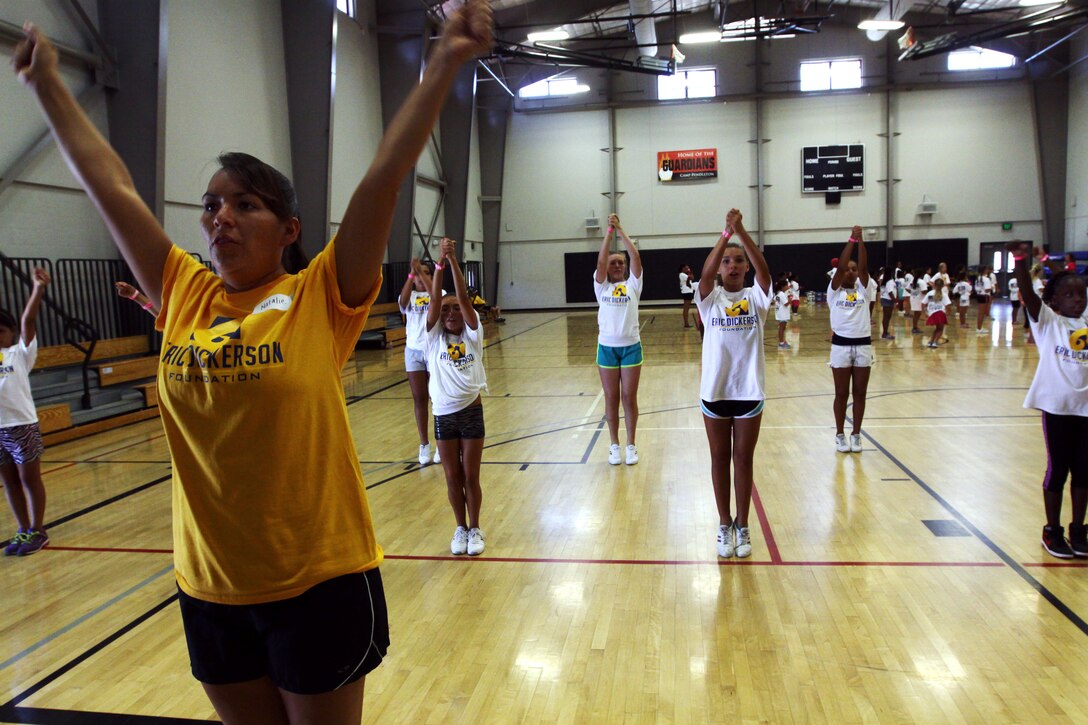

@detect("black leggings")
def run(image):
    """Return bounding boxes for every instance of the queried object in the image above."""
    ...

[1042,412,1088,492]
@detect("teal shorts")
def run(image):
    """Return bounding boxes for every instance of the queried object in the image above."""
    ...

[597,342,644,368]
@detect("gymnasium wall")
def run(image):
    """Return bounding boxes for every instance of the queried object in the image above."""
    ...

[0,0,117,260]
[497,83,1044,310]
[1066,32,1088,255]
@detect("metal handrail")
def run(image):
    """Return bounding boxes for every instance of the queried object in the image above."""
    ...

[0,251,101,409]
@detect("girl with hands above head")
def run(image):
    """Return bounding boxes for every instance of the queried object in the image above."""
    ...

[13,2,492,722]
[425,239,489,557]
[1,268,52,557]
[594,213,644,466]
[828,225,873,454]
[400,256,444,466]
[1007,241,1088,560]
[695,208,772,560]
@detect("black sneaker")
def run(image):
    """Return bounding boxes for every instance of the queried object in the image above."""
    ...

[1042,526,1075,559]
[1068,524,1088,558]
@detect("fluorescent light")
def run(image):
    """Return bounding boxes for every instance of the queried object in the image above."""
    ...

[527,29,569,42]
[679,31,722,44]
[1019,0,1064,5]
[858,20,905,31]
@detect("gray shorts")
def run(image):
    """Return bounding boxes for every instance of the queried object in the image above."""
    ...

[404,346,428,373]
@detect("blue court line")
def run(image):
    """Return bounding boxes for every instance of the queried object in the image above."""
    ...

[0,564,174,673]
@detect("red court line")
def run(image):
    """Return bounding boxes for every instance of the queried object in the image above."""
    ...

[1023,562,1088,568]
[38,546,1028,569]
[750,484,782,564]
[46,545,173,554]
[42,431,167,476]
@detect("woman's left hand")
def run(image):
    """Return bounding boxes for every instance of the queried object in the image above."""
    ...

[436,0,493,65]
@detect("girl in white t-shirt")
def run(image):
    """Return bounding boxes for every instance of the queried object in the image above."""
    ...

[1008,273,1021,325]
[880,270,897,340]
[789,274,801,315]
[976,266,995,333]
[695,208,772,559]
[773,278,791,349]
[923,278,951,348]
[679,264,695,329]
[594,213,644,466]
[0,268,51,556]
[952,273,972,329]
[426,239,489,556]
[909,268,926,334]
[1008,241,1088,559]
[828,226,872,453]
[399,258,445,466]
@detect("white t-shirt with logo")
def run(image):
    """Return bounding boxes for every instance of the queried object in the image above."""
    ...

[882,279,897,301]
[952,281,972,306]
[976,275,993,296]
[923,290,950,316]
[774,290,791,322]
[1008,277,1020,300]
[594,271,643,347]
[0,337,38,427]
[679,272,693,295]
[1024,304,1088,416]
[425,312,487,416]
[401,288,446,351]
[828,279,871,339]
[866,277,879,302]
[695,283,771,402]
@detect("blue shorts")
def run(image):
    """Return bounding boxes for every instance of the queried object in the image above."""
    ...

[597,342,644,368]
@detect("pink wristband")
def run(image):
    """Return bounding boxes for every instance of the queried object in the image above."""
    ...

[1012,254,1026,262]
[141,301,154,311]
[408,273,415,280]
[722,230,733,239]
[848,238,860,243]
[128,291,140,300]
[607,226,614,234]
[434,263,444,271]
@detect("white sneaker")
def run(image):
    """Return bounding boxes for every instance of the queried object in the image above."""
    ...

[608,443,622,465]
[835,433,850,453]
[625,444,639,465]
[716,524,734,558]
[849,434,863,452]
[451,526,468,555]
[734,523,752,558]
[418,443,432,465]
[467,528,486,556]
[433,446,441,464]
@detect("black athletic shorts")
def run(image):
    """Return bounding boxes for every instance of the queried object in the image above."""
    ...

[435,402,485,440]
[177,568,389,694]
[681,292,694,301]
[700,399,765,420]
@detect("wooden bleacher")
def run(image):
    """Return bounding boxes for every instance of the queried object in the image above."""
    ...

[363,301,408,348]
[37,403,72,434]
[33,335,150,371]
[91,356,159,387]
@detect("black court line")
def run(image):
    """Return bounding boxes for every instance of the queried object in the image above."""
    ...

[0,707,211,724]
[0,595,180,718]
[580,417,607,464]
[881,478,911,481]
[862,429,1088,637]
[0,475,171,549]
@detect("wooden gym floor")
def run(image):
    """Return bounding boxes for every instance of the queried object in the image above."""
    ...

[2,299,1086,724]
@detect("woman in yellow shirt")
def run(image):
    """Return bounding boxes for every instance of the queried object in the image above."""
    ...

[12,4,492,723]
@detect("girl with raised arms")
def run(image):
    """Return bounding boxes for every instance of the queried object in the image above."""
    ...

[829,225,872,453]
[399,257,444,465]
[695,209,772,559]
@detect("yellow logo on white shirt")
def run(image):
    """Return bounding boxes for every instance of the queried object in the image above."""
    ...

[1071,328,1088,351]
[845,292,859,303]
[612,284,628,298]
[413,295,430,308]
[446,341,466,361]
[725,299,750,317]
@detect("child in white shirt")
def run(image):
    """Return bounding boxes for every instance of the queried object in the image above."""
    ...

[952,274,972,329]
[696,208,772,560]
[773,279,791,349]
[923,278,951,348]
[0,268,52,556]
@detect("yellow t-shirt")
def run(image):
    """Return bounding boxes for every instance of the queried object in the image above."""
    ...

[156,241,382,605]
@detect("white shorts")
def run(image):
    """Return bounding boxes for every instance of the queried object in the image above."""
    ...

[909,296,924,312]
[405,346,428,373]
[829,344,874,369]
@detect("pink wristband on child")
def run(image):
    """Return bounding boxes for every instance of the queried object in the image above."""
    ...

[607,226,614,234]
[434,263,444,271]
[141,301,155,311]
[408,273,415,280]
[722,230,733,239]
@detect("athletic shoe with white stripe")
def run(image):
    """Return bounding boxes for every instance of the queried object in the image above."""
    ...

[717,524,734,558]
[734,524,752,558]
[451,526,468,555]
[467,528,486,556]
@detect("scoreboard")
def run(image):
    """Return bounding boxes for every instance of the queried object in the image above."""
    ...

[802,145,864,193]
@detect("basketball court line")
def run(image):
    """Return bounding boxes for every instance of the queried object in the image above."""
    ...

[859,425,1088,636]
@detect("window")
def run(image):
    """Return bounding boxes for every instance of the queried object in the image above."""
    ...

[518,76,590,98]
[800,58,862,92]
[947,47,1017,71]
[657,68,717,100]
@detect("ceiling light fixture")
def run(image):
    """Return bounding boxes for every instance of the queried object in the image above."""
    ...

[1018,0,1065,5]
[858,19,906,31]
[678,31,723,44]
[527,29,570,42]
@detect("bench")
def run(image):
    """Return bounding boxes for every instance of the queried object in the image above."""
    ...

[34,335,151,371]
[135,382,158,407]
[91,356,159,387]
[37,403,72,434]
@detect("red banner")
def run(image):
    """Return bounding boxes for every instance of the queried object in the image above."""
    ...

[657,148,717,182]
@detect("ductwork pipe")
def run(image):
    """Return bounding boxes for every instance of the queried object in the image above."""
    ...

[630,0,658,56]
